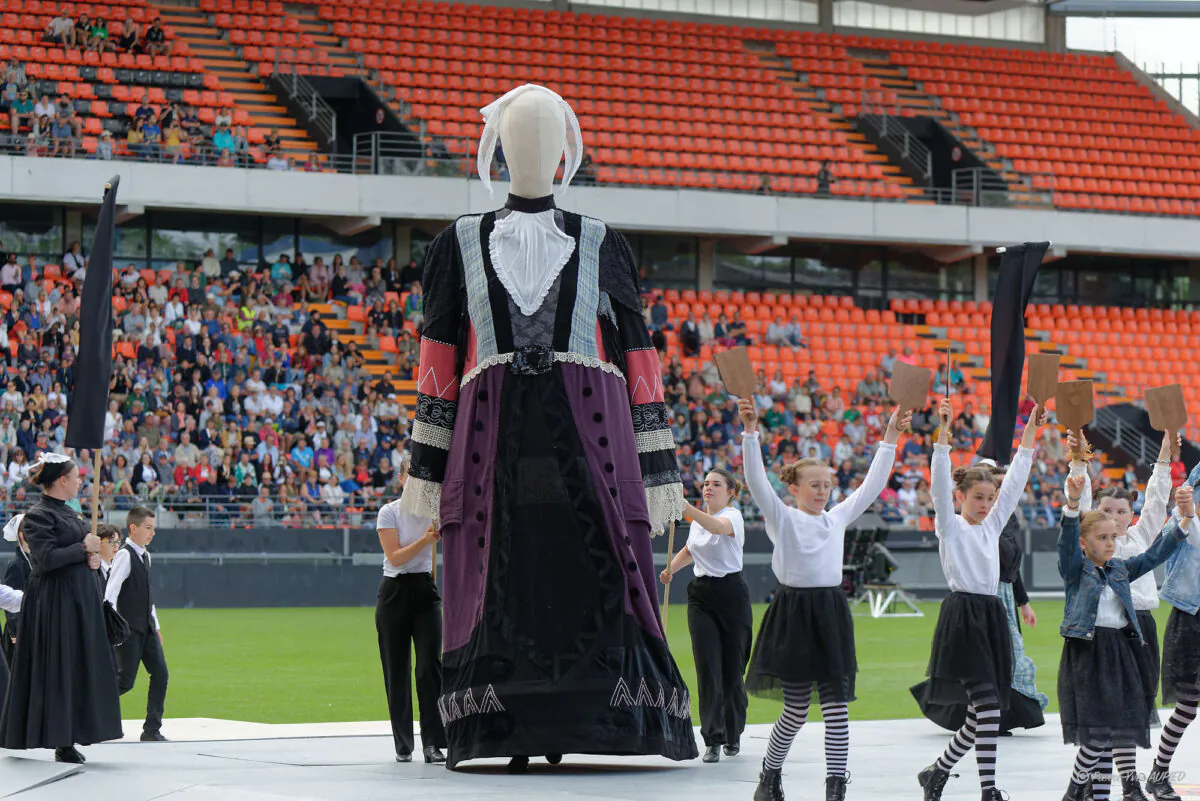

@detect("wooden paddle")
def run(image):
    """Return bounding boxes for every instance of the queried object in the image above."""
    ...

[1146,384,1187,461]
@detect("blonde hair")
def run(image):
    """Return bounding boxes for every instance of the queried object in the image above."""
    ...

[1079,510,1114,539]
[780,458,830,487]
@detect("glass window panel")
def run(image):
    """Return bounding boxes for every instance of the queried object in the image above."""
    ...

[0,204,63,257]
[637,235,697,289]
[82,215,148,267]
[298,221,394,270]
[888,254,972,299]
[262,216,296,266]
[793,255,852,289]
[714,248,791,289]
[149,211,260,269]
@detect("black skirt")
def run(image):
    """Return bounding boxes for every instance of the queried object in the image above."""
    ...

[0,562,124,749]
[1134,610,1161,729]
[918,591,1013,711]
[745,585,856,703]
[1058,626,1152,749]
[908,680,1045,733]
[1161,606,1200,706]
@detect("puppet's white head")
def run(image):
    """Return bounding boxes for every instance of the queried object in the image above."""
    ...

[477,84,583,200]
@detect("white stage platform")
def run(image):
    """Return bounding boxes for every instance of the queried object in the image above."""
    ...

[1,715,1197,800]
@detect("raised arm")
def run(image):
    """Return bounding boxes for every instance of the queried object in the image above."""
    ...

[738,399,787,542]
[1127,485,1195,581]
[1129,433,1175,546]
[985,445,1035,530]
[831,406,907,524]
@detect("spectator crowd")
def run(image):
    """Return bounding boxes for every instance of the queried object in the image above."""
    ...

[0,237,1160,530]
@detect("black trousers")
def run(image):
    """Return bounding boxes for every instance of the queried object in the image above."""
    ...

[688,572,754,747]
[116,626,169,734]
[376,572,446,756]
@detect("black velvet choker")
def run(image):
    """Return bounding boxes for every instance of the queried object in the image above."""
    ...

[505,194,556,213]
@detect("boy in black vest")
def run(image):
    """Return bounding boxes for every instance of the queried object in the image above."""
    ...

[104,505,169,742]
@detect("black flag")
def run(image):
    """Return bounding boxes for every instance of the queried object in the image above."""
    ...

[976,241,1048,467]
[65,176,119,450]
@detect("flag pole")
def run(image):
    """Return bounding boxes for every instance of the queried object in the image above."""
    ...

[661,519,677,629]
[89,449,102,537]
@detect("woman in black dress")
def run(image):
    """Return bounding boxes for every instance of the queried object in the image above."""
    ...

[2,514,30,667]
[0,454,123,763]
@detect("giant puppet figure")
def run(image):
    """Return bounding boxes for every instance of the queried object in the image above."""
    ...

[400,84,697,770]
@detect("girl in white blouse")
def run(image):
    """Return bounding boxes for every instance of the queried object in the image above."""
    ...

[659,468,750,765]
[739,398,909,801]
[375,463,447,765]
[917,397,1044,801]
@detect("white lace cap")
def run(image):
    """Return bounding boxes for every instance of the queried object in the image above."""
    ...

[477,84,583,199]
[3,513,23,542]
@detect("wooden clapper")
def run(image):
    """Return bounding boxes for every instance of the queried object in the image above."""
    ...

[713,346,757,399]
[1027,353,1060,407]
[1146,384,1187,461]
[889,362,932,431]
[1057,380,1094,456]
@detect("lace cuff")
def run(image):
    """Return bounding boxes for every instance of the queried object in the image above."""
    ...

[646,481,685,537]
[399,476,442,523]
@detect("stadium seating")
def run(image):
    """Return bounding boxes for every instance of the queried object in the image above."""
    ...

[256,0,1197,213]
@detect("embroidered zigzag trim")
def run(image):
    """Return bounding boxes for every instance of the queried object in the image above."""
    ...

[609,678,690,720]
[439,684,506,725]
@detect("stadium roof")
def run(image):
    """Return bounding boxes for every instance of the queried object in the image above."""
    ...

[1047,0,1200,14]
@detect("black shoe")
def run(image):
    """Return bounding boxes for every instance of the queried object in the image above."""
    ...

[1062,780,1088,801]
[54,746,85,764]
[826,772,849,801]
[702,745,720,763]
[998,730,1014,737]
[982,790,1009,801]
[140,731,168,742]
[1146,769,1183,801]
[422,746,445,764]
[918,764,955,801]
[1122,773,1150,801]
[395,752,412,763]
[545,753,562,765]
[508,756,529,773]
[753,766,785,801]
[723,742,740,756]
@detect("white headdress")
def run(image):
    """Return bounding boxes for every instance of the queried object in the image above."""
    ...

[477,84,583,199]
[3,513,23,542]
[34,452,71,468]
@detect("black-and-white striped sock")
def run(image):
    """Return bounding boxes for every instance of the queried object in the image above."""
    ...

[1111,746,1137,783]
[966,683,1001,791]
[1072,743,1104,785]
[1155,678,1200,771]
[936,696,977,772]
[763,681,813,771]
[819,685,849,778]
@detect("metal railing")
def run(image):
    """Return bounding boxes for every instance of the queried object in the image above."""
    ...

[859,89,933,185]
[1092,405,1163,468]
[273,62,338,147]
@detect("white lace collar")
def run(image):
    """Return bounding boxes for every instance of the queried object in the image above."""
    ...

[489,209,576,317]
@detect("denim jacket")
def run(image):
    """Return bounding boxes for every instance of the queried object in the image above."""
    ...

[1058,509,1190,642]
[1160,464,1200,615]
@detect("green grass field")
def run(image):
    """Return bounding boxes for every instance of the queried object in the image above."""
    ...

[129,601,1169,726]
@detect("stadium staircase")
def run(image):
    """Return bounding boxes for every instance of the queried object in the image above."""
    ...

[152,0,318,156]
[847,52,1040,206]
[283,5,360,75]
[308,301,418,412]
[743,40,918,200]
